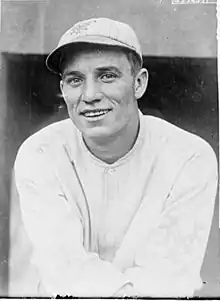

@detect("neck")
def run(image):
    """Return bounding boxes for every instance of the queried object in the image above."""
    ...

[83,115,140,164]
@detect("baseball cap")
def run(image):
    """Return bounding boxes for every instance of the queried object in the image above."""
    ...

[46,17,143,74]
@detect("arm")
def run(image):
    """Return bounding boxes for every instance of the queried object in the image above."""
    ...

[10,140,130,297]
[124,142,218,297]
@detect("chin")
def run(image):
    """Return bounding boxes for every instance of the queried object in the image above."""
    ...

[81,126,117,140]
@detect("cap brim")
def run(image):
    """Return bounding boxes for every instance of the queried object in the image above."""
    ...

[46,35,142,74]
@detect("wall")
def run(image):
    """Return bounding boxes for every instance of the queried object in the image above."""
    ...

[1,0,217,57]
[0,54,8,295]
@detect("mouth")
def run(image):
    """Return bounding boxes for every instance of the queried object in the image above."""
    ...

[80,109,112,120]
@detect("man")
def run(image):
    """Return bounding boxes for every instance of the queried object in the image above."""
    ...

[9,18,218,297]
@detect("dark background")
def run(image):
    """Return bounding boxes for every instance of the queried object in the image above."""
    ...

[0,52,219,296]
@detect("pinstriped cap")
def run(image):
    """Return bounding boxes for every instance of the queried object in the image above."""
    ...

[46,18,143,74]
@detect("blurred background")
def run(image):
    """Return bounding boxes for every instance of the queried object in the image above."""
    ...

[0,0,219,296]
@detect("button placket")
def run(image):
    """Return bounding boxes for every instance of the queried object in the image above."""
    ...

[103,166,117,209]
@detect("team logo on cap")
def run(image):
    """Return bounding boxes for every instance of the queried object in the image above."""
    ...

[69,19,97,36]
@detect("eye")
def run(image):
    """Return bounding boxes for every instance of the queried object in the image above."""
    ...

[100,73,117,83]
[65,77,83,87]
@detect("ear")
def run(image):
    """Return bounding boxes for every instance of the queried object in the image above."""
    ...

[60,79,64,92]
[134,68,149,100]
[60,80,65,99]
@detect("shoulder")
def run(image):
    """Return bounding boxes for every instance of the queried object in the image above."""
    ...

[142,115,216,155]
[14,118,77,173]
[141,115,217,175]
[17,118,75,153]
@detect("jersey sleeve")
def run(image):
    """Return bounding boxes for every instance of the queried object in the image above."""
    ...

[124,141,218,297]
[10,137,129,297]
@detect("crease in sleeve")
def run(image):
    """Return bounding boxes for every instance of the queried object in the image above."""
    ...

[13,149,130,297]
[123,146,218,297]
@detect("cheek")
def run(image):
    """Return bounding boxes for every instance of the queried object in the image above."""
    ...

[62,87,81,107]
[104,83,134,104]
[116,86,135,106]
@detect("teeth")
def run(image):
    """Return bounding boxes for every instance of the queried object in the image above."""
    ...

[84,110,109,117]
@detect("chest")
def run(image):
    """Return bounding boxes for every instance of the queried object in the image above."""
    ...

[74,159,164,262]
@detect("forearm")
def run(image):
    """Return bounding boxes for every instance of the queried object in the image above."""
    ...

[10,223,131,297]
[11,181,128,297]
[124,266,202,297]
[37,252,131,297]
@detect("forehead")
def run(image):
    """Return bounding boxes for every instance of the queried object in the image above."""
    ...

[60,45,131,73]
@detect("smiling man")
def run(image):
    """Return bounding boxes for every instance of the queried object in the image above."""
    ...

[59,44,146,164]
[9,18,218,298]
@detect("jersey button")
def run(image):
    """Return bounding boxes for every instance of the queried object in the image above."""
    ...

[109,168,115,174]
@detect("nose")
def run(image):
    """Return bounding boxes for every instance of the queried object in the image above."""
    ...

[81,79,101,104]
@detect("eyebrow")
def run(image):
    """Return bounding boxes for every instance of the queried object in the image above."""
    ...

[95,66,122,74]
[62,66,123,79]
[62,70,84,79]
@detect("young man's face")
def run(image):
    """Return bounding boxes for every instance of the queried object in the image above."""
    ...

[60,47,145,140]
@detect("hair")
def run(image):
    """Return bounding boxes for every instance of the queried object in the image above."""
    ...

[59,43,142,77]
[124,50,142,77]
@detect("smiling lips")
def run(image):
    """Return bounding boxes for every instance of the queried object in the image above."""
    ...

[81,109,112,118]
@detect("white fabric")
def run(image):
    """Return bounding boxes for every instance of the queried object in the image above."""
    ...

[46,17,143,74]
[9,114,218,297]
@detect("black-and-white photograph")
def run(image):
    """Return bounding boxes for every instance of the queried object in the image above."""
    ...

[0,0,219,298]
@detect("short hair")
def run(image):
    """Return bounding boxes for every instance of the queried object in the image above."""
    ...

[59,43,142,77]
[124,50,142,76]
